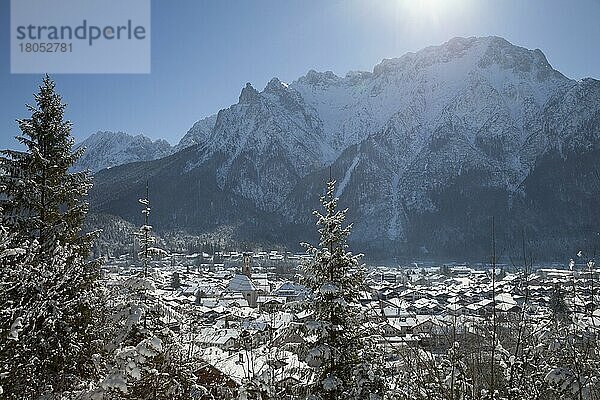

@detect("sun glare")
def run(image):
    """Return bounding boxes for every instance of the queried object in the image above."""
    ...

[399,0,452,25]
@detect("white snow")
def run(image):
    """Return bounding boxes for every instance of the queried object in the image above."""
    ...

[319,282,339,295]
[74,131,173,173]
[335,154,360,198]
[101,372,129,393]
[9,317,23,341]
[0,248,26,258]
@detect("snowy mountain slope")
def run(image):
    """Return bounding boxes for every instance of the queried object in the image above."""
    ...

[74,131,173,173]
[175,114,218,151]
[89,145,285,242]
[176,79,332,211]
[290,36,570,159]
[282,73,600,256]
[89,36,600,259]
[180,36,573,211]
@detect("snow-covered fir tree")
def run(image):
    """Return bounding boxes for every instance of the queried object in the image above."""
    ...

[134,183,167,276]
[0,76,102,397]
[299,179,386,400]
[0,75,95,260]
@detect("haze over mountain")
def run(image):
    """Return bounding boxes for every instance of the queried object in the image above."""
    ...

[87,36,600,260]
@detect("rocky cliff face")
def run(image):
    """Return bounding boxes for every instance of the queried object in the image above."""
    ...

[89,36,600,260]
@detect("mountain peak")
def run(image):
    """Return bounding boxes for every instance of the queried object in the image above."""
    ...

[296,69,341,87]
[264,77,288,92]
[74,130,173,172]
[239,82,259,103]
[372,36,563,81]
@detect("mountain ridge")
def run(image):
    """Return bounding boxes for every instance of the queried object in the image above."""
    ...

[74,131,173,173]
[87,36,600,259]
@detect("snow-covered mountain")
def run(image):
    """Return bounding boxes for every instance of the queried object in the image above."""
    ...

[89,36,600,259]
[175,114,218,151]
[74,131,173,172]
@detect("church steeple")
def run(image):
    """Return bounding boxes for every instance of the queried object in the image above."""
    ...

[242,252,252,278]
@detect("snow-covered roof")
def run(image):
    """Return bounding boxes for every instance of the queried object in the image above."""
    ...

[227,274,257,292]
[197,328,239,346]
[495,292,517,305]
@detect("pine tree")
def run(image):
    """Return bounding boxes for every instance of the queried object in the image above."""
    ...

[0,75,95,261]
[300,179,386,400]
[0,76,102,397]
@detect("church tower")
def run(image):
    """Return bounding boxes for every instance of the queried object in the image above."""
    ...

[242,252,252,278]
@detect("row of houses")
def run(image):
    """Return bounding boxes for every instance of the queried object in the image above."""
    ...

[102,253,599,398]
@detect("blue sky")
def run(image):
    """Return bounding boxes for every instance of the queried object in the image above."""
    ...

[1,0,600,149]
